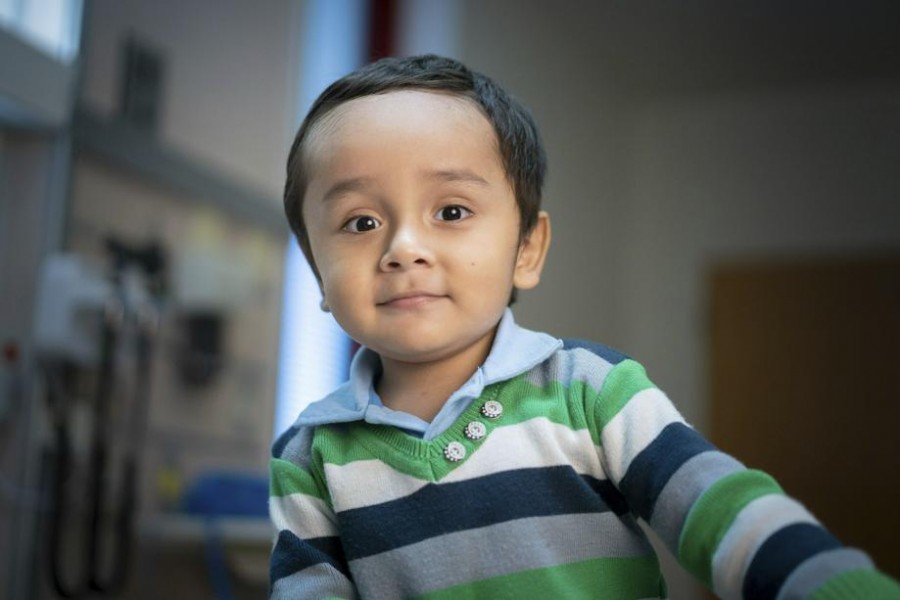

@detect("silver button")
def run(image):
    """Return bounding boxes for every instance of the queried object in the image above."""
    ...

[444,441,466,462]
[464,421,487,440]
[481,400,503,419]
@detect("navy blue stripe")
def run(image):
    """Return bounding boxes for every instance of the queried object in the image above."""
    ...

[743,522,843,600]
[618,422,715,521]
[271,425,300,458]
[269,530,349,585]
[585,475,631,516]
[338,466,614,560]
[562,338,630,365]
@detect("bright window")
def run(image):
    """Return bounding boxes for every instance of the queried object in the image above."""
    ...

[273,0,367,438]
[0,0,82,63]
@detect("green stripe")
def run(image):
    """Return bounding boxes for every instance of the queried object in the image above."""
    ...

[269,457,325,500]
[495,379,590,429]
[417,556,665,600]
[314,376,600,481]
[809,568,900,599]
[314,425,377,465]
[678,469,783,586]
[595,360,656,428]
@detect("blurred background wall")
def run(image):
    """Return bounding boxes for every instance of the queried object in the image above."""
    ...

[2,1,299,597]
[1,1,899,598]
[463,4,900,596]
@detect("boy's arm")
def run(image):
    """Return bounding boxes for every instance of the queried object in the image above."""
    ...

[590,358,900,600]
[269,429,356,600]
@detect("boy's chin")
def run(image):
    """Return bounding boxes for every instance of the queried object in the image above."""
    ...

[372,336,489,366]
[373,344,455,365]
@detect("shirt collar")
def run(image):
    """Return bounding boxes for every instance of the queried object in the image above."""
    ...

[294,308,562,429]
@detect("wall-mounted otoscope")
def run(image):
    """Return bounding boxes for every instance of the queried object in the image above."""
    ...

[34,238,166,598]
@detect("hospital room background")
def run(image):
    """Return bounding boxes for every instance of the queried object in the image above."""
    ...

[1,1,898,598]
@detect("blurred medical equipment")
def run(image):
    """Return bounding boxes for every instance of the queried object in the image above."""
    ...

[35,238,165,598]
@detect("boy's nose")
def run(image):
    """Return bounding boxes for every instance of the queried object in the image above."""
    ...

[379,225,434,271]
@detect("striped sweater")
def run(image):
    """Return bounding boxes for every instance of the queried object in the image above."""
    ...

[269,341,900,599]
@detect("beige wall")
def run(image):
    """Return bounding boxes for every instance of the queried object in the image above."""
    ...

[460,1,630,345]
[80,0,302,200]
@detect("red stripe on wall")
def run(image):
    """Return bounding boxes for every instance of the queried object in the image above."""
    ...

[368,0,396,61]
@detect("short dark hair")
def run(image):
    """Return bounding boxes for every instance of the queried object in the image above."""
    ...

[283,54,547,281]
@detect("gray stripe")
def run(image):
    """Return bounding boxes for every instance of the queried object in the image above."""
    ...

[524,348,614,392]
[775,547,874,600]
[278,426,315,467]
[649,450,744,552]
[271,562,358,600]
[349,512,656,599]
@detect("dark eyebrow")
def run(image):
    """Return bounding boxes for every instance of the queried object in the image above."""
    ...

[425,169,490,187]
[321,176,376,203]
[321,170,488,203]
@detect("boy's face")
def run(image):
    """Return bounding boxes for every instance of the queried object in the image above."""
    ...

[302,90,548,365]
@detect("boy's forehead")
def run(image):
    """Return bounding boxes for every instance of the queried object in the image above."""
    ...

[329,89,484,127]
[305,90,498,163]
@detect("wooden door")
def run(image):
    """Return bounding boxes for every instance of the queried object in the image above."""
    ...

[709,255,900,579]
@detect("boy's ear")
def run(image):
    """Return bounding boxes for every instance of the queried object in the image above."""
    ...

[513,211,551,291]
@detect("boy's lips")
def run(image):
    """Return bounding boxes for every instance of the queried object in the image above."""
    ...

[377,291,446,309]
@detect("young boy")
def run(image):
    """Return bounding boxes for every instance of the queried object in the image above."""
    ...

[269,54,899,599]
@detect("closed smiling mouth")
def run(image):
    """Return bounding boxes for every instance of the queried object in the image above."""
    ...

[377,291,446,308]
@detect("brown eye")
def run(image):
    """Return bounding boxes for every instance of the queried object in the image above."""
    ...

[343,216,381,233]
[436,205,472,222]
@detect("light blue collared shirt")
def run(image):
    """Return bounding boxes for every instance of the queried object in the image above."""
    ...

[294,309,562,440]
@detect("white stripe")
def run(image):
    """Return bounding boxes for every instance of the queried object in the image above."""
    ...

[443,417,605,484]
[711,493,819,600]
[325,459,431,512]
[270,492,338,539]
[323,418,607,512]
[600,387,684,483]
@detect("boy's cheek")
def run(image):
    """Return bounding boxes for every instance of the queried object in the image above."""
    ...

[319,261,366,298]
[307,239,347,273]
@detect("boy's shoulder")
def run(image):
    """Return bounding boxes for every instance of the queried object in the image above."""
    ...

[272,419,353,465]
[559,338,630,366]
[508,336,642,409]
[271,423,312,464]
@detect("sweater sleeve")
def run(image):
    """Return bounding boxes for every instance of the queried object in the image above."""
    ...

[268,426,357,600]
[589,359,900,600]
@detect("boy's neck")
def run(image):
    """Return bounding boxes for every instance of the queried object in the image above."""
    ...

[375,331,497,423]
